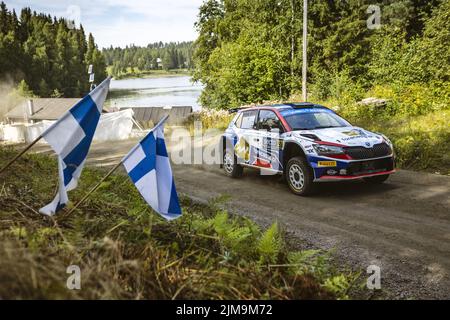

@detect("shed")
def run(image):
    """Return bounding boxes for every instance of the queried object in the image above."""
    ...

[130,106,193,126]
[4,98,110,123]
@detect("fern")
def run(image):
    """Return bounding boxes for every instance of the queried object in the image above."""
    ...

[223,227,252,251]
[211,212,253,256]
[323,275,351,300]
[212,211,230,237]
[257,222,283,265]
[288,249,328,277]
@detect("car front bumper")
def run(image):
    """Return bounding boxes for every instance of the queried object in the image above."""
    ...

[309,155,395,182]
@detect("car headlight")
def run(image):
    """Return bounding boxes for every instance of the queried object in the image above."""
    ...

[313,144,345,155]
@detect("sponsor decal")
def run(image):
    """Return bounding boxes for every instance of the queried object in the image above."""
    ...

[342,129,361,137]
[280,108,333,116]
[318,161,337,167]
[234,137,250,161]
[342,129,366,140]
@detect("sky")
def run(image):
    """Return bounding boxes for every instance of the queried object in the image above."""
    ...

[4,0,203,48]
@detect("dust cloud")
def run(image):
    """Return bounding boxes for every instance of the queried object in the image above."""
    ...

[0,77,24,122]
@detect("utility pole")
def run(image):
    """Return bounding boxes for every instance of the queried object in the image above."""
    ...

[290,0,295,79]
[302,0,308,102]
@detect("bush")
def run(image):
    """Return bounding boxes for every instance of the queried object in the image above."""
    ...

[184,108,234,131]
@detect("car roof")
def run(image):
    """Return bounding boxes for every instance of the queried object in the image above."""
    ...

[236,102,331,113]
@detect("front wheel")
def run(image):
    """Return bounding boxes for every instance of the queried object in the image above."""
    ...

[363,174,390,184]
[223,150,243,178]
[286,157,315,196]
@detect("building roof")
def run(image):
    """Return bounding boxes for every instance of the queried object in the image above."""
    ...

[130,106,193,125]
[5,98,82,121]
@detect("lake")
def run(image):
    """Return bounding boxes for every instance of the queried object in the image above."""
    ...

[106,76,203,111]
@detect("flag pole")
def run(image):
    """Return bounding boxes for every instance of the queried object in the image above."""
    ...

[0,134,43,175]
[64,114,170,218]
[64,161,123,217]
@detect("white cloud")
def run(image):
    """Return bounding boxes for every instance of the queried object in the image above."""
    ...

[4,0,203,48]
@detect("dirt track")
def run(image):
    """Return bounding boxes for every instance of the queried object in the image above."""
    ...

[30,138,450,299]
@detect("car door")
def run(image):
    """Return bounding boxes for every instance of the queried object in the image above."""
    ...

[234,110,259,165]
[254,110,284,172]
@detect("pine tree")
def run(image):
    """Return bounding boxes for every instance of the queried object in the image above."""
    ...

[0,3,106,98]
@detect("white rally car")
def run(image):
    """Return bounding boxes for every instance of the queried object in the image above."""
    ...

[220,103,395,195]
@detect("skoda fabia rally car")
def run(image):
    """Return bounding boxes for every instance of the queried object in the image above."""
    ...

[220,103,395,196]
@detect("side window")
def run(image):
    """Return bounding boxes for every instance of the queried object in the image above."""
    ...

[234,113,243,128]
[257,110,284,132]
[240,110,258,129]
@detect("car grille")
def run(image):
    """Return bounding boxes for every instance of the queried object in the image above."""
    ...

[344,143,391,160]
[346,157,394,176]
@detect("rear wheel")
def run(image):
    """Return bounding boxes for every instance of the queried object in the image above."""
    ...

[223,150,243,178]
[286,157,315,196]
[364,174,390,184]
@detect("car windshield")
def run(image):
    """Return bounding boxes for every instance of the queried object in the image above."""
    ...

[280,108,351,130]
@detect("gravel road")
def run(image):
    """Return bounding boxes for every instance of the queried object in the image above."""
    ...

[30,137,450,299]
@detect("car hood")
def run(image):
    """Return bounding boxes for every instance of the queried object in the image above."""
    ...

[294,126,383,147]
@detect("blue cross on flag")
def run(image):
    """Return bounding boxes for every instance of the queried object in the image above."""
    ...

[122,116,182,220]
[39,77,111,216]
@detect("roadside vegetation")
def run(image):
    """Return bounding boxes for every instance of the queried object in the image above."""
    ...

[0,148,358,299]
[185,108,234,133]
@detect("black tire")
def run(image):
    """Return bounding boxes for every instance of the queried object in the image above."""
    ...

[364,174,390,184]
[223,149,243,178]
[285,156,315,196]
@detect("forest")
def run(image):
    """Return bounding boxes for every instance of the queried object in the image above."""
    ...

[193,0,448,110]
[0,1,106,98]
[102,42,194,79]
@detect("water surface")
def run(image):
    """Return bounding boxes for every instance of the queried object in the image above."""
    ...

[106,76,203,111]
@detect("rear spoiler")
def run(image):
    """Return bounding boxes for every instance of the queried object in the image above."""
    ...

[228,108,243,114]
[228,105,256,114]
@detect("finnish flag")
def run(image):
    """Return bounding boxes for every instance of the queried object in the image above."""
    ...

[122,117,182,220]
[39,77,111,216]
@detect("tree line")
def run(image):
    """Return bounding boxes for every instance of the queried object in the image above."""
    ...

[102,42,194,78]
[193,0,449,109]
[0,2,106,98]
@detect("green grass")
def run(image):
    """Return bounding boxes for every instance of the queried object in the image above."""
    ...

[0,147,357,299]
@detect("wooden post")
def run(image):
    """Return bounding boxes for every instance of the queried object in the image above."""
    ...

[0,134,43,175]
[64,161,123,217]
